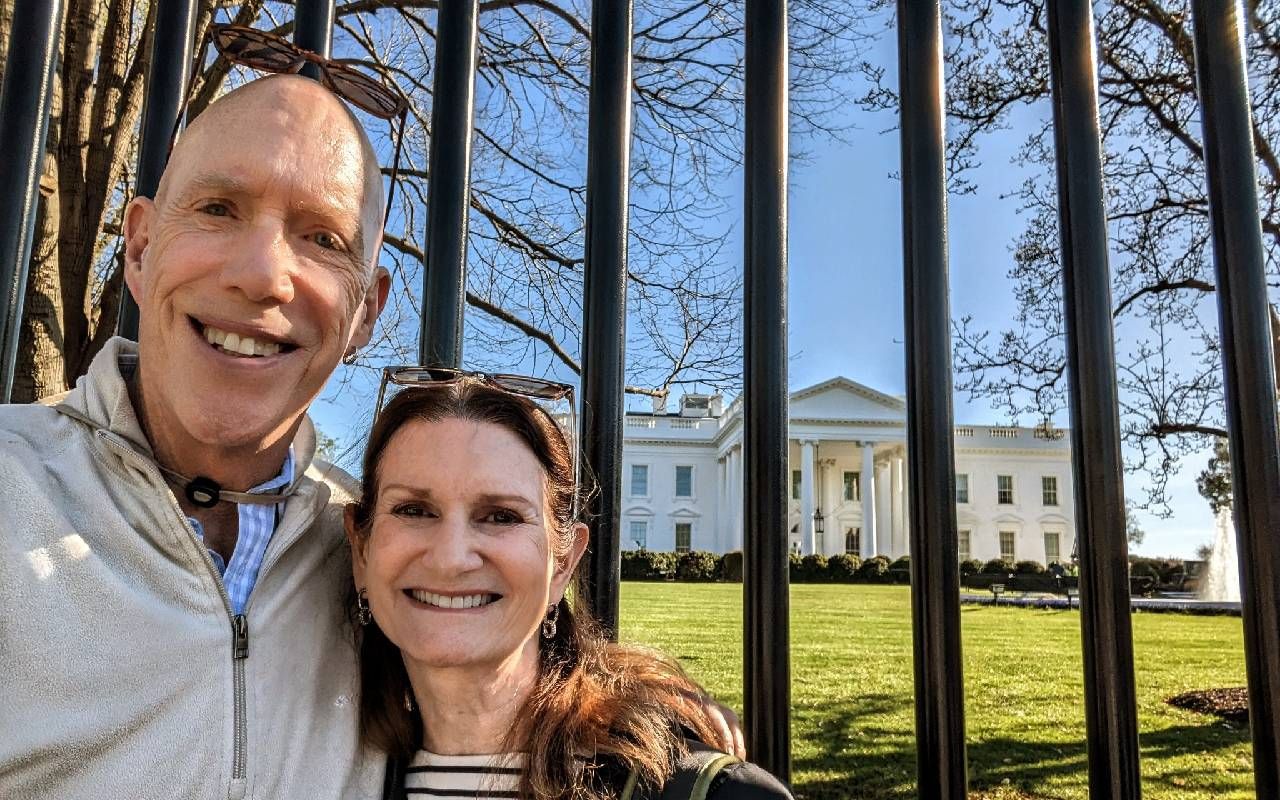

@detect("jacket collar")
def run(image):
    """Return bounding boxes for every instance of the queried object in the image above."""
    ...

[53,336,319,483]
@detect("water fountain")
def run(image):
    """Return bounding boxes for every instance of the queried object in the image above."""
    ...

[1199,508,1242,603]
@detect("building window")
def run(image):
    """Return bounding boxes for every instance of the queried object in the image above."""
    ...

[630,464,649,497]
[791,470,801,500]
[1042,476,1059,507]
[1044,532,1061,565]
[675,466,694,498]
[675,522,692,553]
[997,475,1014,505]
[843,471,861,502]
[845,527,860,554]
[955,473,970,504]
[999,530,1016,562]
[629,520,648,550]
[958,530,971,562]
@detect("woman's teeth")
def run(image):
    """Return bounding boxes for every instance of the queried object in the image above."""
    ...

[409,590,497,609]
[203,325,282,357]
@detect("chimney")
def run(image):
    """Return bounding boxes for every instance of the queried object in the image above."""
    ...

[651,390,668,415]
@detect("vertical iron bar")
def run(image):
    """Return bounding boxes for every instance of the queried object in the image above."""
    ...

[118,0,199,340]
[896,3,967,798]
[1190,2,1280,793]
[579,0,633,639]
[293,0,335,78]
[0,0,65,402]
[419,0,479,368]
[1045,4,1143,797]
[742,0,791,782]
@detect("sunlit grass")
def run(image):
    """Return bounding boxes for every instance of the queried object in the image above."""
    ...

[619,582,1253,800]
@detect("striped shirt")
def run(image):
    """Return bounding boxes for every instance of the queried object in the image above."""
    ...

[187,449,294,615]
[405,751,525,798]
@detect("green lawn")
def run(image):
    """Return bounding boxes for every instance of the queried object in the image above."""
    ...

[619,582,1254,800]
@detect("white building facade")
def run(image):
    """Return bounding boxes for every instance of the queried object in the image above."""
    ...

[621,377,1077,566]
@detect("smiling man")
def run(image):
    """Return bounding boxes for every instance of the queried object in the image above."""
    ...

[0,75,391,798]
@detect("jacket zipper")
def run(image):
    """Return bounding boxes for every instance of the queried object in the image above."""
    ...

[97,433,254,786]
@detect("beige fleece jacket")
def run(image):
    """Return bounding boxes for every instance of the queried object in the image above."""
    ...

[0,338,382,799]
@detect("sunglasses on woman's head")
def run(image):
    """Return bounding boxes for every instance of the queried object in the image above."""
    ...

[374,366,580,515]
[173,24,410,226]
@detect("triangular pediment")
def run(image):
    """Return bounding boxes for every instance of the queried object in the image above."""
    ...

[789,377,906,422]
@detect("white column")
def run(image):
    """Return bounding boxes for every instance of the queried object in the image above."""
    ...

[876,460,892,556]
[891,455,905,557]
[861,443,876,559]
[717,455,728,552]
[730,445,743,551]
[799,440,816,556]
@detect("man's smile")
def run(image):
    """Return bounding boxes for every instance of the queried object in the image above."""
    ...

[189,315,299,360]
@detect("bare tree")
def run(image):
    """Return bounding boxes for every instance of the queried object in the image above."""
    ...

[858,0,1279,511]
[1,0,867,406]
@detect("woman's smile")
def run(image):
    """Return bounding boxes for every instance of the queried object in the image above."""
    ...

[404,589,502,611]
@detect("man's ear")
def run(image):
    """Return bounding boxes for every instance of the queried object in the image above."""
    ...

[550,522,590,603]
[122,196,154,304]
[347,266,390,352]
[344,504,368,588]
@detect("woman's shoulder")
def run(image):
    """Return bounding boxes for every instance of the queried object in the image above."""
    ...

[704,759,793,800]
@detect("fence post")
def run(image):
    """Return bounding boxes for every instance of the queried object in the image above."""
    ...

[896,2,968,797]
[742,0,791,783]
[580,0,634,639]
[1045,4,1144,797]
[294,0,336,74]
[1190,2,1280,793]
[419,0,479,368]
[118,0,199,341]
[0,0,65,402]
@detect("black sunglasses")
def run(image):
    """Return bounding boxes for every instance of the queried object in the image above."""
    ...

[173,24,410,227]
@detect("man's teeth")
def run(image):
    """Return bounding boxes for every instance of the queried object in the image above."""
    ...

[203,325,282,357]
[409,590,496,609]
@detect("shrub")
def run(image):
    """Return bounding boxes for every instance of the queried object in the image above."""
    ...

[857,555,892,583]
[621,550,677,581]
[1015,560,1046,575]
[982,558,1014,576]
[787,551,803,581]
[721,550,744,582]
[827,553,861,582]
[959,559,984,577]
[675,550,720,582]
[792,554,829,583]
[890,555,911,571]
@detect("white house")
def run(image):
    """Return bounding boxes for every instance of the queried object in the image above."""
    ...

[620,377,1076,566]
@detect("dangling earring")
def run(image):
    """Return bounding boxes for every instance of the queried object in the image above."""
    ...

[356,588,372,626]
[541,602,560,640]
[404,689,416,712]
[342,349,358,366]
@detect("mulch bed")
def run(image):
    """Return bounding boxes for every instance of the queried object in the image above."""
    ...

[1166,687,1250,724]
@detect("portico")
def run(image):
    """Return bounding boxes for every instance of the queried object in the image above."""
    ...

[622,376,1075,564]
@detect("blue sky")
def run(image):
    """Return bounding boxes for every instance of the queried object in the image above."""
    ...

[311,23,1218,559]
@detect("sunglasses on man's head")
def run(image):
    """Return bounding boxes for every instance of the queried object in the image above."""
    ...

[174,24,410,226]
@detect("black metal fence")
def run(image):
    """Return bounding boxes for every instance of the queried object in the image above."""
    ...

[1,1,1277,796]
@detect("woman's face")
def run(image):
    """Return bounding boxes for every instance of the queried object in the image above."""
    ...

[348,417,586,673]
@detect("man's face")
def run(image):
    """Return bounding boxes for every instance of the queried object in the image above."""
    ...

[123,79,388,452]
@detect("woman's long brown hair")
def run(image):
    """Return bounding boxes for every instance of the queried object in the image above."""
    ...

[348,380,721,799]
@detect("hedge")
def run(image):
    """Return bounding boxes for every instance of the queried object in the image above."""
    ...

[675,550,720,582]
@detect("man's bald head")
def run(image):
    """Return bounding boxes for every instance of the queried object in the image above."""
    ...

[156,74,385,265]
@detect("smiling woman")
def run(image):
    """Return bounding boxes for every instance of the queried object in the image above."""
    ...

[344,379,792,800]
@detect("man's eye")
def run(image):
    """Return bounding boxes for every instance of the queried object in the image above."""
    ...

[312,231,344,251]
[199,202,231,217]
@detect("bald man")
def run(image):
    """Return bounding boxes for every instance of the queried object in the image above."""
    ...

[0,76,391,798]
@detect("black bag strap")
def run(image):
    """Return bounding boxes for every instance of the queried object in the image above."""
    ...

[622,742,741,800]
[382,755,408,800]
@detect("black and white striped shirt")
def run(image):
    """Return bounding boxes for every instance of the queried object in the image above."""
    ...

[404,751,525,798]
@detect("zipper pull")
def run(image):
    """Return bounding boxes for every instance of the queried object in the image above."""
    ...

[232,614,249,660]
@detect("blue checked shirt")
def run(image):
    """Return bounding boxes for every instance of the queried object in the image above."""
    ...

[187,450,295,615]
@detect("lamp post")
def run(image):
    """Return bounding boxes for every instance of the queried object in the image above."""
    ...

[813,508,825,553]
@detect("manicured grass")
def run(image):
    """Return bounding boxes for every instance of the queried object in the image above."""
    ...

[619,582,1254,800]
